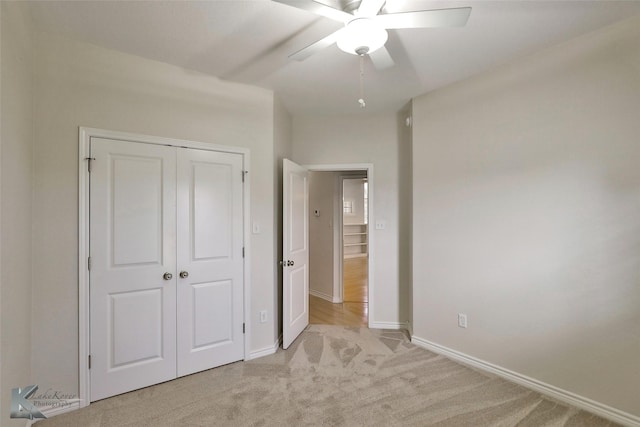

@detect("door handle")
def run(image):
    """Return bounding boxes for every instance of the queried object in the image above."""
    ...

[287,260,295,266]
[179,271,189,279]
[163,272,173,280]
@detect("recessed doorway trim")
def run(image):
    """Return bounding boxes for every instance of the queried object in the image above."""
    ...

[78,127,251,407]
[302,163,374,328]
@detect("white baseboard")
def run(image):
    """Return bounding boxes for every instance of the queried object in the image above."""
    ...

[309,289,339,303]
[247,334,281,360]
[26,401,81,426]
[411,336,640,427]
[369,321,410,331]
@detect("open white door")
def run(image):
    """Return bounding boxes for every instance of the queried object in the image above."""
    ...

[282,159,309,349]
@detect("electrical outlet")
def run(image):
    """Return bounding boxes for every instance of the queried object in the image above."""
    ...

[458,313,468,329]
[260,310,268,323]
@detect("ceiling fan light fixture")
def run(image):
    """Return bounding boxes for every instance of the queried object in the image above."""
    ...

[336,18,388,56]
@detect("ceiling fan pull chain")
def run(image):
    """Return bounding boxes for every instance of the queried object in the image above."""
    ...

[358,54,366,108]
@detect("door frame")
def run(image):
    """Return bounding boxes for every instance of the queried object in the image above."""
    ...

[78,127,251,407]
[303,163,374,328]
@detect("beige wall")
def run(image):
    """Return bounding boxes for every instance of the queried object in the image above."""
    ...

[412,16,640,418]
[30,33,277,398]
[0,3,34,425]
[292,113,408,327]
[273,96,292,336]
[308,172,337,301]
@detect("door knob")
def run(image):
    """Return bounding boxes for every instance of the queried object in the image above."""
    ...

[163,272,173,280]
[179,271,189,279]
[287,260,295,266]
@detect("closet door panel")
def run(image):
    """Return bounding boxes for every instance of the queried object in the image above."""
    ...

[89,138,177,401]
[176,148,244,376]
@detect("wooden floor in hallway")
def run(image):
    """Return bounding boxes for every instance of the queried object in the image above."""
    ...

[310,255,368,327]
[343,255,368,303]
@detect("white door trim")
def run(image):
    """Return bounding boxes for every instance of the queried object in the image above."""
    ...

[302,163,374,328]
[78,127,251,407]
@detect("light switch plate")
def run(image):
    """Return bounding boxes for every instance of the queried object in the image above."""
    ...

[375,220,386,230]
[252,222,260,234]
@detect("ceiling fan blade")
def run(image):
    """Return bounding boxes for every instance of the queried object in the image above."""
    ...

[289,27,346,61]
[356,0,386,17]
[375,7,471,29]
[369,46,394,70]
[272,0,353,23]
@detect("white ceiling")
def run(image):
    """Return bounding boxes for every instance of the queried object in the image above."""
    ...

[27,0,640,115]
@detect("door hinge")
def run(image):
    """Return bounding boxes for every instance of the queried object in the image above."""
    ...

[85,157,96,173]
[242,170,248,183]
[242,323,245,334]
[88,257,92,270]
[88,355,92,369]
[242,247,245,258]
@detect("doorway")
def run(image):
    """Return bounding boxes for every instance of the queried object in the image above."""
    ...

[341,176,369,324]
[307,168,371,327]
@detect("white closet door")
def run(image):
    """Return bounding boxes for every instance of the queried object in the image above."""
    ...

[176,148,245,376]
[90,138,177,401]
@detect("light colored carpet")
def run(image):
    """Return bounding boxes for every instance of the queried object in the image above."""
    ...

[37,326,617,426]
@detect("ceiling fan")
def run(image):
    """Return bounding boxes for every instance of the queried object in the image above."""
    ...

[273,0,472,69]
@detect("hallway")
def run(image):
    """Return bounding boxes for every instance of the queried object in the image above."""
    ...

[310,256,368,326]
